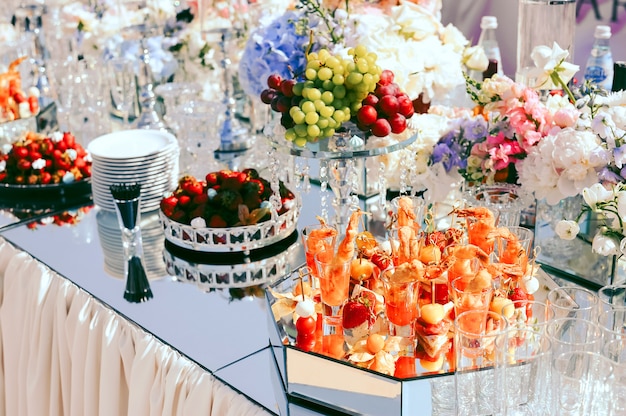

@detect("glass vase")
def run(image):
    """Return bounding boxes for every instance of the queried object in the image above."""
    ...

[516,0,576,87]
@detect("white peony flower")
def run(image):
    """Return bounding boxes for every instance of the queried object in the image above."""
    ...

[555,220,580,241]
[592,233,621,256]
[440,24,468,53]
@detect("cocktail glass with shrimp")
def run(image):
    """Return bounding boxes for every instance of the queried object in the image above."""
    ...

[380,263,420,338]
[451,272,494,316]
[302,223,338,278]
[315,248,351,333]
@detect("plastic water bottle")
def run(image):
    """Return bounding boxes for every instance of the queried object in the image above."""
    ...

[471,16,503,80]
[584,25,614,90]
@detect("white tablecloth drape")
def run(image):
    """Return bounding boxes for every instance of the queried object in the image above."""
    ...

[0,238,271,416]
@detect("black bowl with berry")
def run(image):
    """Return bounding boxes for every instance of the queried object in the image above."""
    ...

[159,169,300,253]
[0,131,92,204]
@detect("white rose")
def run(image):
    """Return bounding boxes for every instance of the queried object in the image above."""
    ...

[463,45,488,72]
[592,233,621,256]
[555,220,580,241]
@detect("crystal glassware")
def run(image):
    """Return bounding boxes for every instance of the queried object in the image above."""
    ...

[314,248,351,333]
[107,57,137,128]
[379,265,420,338]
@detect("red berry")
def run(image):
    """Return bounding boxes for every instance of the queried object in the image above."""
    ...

[17,159,31,170]
[178,195,191,206]
[356,105,378,126]
[379,69,394,86]
[205,172,219,187]
[378,95,399,116]
[28,96,39,114]
[296,316,316,335]
[389,113,407,134]
[267,74,282,90]
[208,214,227,228]
[371,118,391,137]
[14,146,28,158]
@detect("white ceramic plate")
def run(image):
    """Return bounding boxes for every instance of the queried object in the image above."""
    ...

[88,129,178,160]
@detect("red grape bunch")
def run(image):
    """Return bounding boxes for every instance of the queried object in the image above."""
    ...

[355,69,414,137]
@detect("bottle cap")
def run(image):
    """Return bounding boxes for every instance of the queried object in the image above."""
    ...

[481,16,498,30]
[595,25,611,39]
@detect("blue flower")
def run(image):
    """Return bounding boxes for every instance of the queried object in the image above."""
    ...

[238,10,315,97]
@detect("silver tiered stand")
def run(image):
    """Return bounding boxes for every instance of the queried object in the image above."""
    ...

[265,126,418,231]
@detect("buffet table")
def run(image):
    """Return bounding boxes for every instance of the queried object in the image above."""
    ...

[0,186,332,416]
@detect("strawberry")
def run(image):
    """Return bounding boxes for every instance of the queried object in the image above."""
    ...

[221,171,247,191]
[182,180,204,196]
[17,159,31,170]
[242,178,265,196]
[170,209,187,223]
[62,132,76,148]
[178,195,191,207]
[160,195,178,216]
[40,172,52,184]
[208,214,227,228]
[370,252,391,271]
[29,151,42,161]
[205,172,219,187]
[28,96,38,114]
[193,192,209,205]
[242,168,259,179]
[0,172,6,182]
[509,287,529,307]
[342,295,376,329]
[14,146,28,159]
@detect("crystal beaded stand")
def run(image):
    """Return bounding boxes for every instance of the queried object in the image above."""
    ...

[266,126,417,229]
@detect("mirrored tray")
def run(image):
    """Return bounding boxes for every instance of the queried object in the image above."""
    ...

[266,267,561,415]
[0,178,92,203]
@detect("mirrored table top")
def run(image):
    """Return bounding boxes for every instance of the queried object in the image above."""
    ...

[0,187,332,415]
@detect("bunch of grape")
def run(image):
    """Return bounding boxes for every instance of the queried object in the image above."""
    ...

[260,45,383,147]
[355,69,415,137]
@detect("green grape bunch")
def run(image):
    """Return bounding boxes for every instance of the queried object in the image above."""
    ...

[261,44,413,147]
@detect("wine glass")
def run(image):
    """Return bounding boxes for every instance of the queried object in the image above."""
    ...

[107,57,137,128]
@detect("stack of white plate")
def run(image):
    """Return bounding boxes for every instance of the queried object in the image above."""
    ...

[88,129,179,213]
[96,210,166,280]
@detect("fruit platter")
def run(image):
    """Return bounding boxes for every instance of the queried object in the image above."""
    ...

[261,45,418,155]
[266,198,555,415]
[159,168,300,253]
[0,131,92,203]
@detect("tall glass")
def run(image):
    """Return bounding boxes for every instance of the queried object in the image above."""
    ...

[454,310,508,416]
[516,0,576,87]
[379,265,420,337]
[451,275,494,316]
[553,351,613,415]
[546,317,604,357]
[499,328,553,415]
[302,224,338,279]
[107,57,137,127]
[598,284,626,311]
[547,285,600,321]
[314,248,350,333]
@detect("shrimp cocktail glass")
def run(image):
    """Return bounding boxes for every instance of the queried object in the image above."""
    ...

[451,272,494,316]
[302,223,338,279]
[380,263,420,338]
[315,248,351,333]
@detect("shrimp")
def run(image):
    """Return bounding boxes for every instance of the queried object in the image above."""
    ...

[444,244,490,282]
[305,216,338,255]
[0,57,28,120]
[396,196,420,234]
[488,227,529,274]
[395,225,418,265]
[335,209,369,264]
[453,207,497,254]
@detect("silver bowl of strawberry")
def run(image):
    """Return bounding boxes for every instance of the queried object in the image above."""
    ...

[159,168,300,253]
